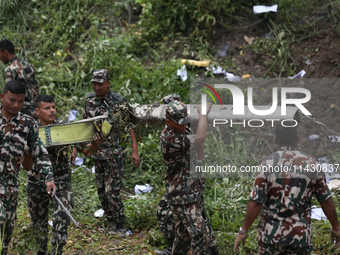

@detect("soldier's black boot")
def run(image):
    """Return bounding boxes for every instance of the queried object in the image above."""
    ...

[108,222,127,237]
[154,237,174,255]
[211,246,219,255]
[51,243,64,255]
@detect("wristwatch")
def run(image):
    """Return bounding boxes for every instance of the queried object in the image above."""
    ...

[239,227,248,235]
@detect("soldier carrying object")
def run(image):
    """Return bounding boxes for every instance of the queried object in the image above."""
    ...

[160,100,216,255]
[234,120,340,254]
[156,94,219,255]
[0,39,39,118]
[0,81,56,254]
[74,69,140,236]
[27,95,103,255]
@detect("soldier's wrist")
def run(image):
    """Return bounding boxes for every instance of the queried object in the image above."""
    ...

[239,227,248,235]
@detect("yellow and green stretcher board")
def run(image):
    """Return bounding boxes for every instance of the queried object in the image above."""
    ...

[38,116,107,147]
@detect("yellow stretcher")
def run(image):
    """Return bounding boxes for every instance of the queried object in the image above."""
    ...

[39,116,108,147]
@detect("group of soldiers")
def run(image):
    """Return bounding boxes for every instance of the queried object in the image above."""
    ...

[0,39,141,255]
[1,37,340,255]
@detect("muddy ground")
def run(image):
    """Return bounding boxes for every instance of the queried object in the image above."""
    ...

[205,16,340,163]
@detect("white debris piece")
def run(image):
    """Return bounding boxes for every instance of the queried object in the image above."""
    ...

[74,156,84,166]
[253,5,278,14]
[288,70,306,79]
[94,209,105,218]
[92,165,95,173]
[177,65,187,82]
[311,208,327,220]
[126,230,133,235]
[206,66,226,75]
[48,220,53,227]
[68,110,80,121]
[329,135,340,143]
[225,72,241,82]
[309,134,319,140]
[328,179,340,191]
[134,183,153,194]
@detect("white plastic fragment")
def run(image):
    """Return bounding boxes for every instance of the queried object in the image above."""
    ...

[177,65,188,82]
[206,66,226,75]
[225,72,241,82]
[48,220,53,227]
[68,110,80,121]
[311,208,327,220]
[126,230,133,235]
[288,70,306,79]
[328,179,340,191]
[309,134,319,140]
[206,66,241,82]
[94,209,105,218]
[74,156,84,166]
[134,183,153,194]
[92,165,95,173]
[329,135,340,143]
[253,5,278,14]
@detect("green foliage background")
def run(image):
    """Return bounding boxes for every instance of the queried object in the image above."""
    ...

[0,0,340,254]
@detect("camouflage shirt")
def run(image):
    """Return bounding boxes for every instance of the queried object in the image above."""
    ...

[5,57,39,109]
[83,90,127,160]
[160,125,201,205]
[0,106,53,195]
[250,146,331,247]
[28,120,71,190]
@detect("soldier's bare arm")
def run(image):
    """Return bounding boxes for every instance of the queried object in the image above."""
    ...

[81,133,105,156]
[234,200,263,252]
[195,102,212,145]
[130,129,140,168]
[320,197,340,248]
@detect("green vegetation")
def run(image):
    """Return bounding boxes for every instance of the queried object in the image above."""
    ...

[0,0,340,254]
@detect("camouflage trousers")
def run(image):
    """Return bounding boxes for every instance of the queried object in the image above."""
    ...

[258,241,312,255]
[94,159,125,224]
[170,200,216,255]
[158,192,217,246]
[156,192,175,239]
[0,195,18,255]
[27,183,74,251]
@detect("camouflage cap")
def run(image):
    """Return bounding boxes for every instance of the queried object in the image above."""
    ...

[91,69,109,83]
[162,93,181,104]
[166,101,190,125]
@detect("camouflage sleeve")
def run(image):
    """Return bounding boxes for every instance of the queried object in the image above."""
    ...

[4,66,15,82]
[27,122,54,183]
[314,166,332,202]
[250,164,268,204]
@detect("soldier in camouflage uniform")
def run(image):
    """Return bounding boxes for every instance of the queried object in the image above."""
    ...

[0,39,39,118]
[0,81,56,254]
[156,94,218,255]
[234,120,340,254]
[79,69,140,235]
[27,95,98,255]
[160,100,217,255]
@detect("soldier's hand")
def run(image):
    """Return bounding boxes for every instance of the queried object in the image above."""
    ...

[197,102,212,115]
[46,182,57,197]
[69,148,78,165]
[131,152,141,169]
[331,228,340,248]
[93,133,105,145]
[234,233,248,253]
